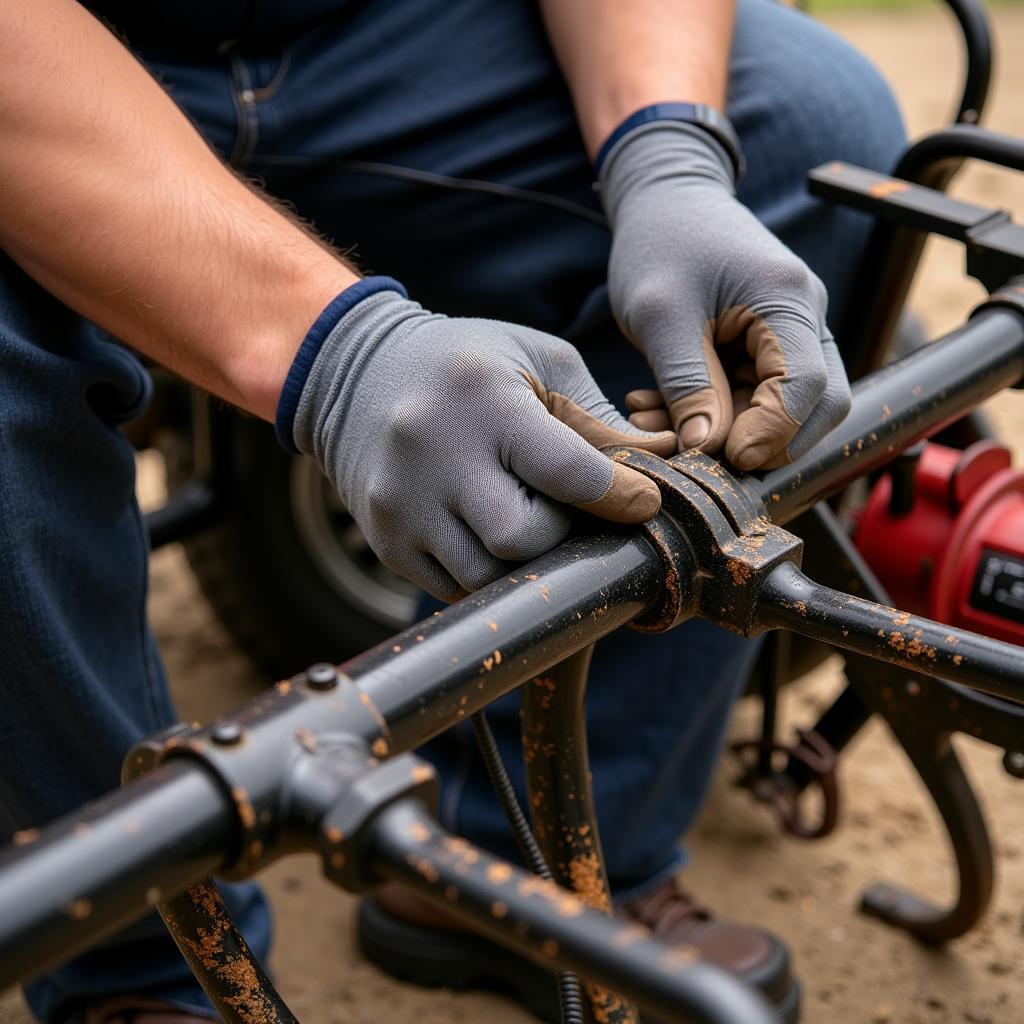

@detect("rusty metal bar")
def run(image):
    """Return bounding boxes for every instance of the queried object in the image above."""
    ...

[758,561,1024,705]
[0,763,232,986]
[365,799,777,1024]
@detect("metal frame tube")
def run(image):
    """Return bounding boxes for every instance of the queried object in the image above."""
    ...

[758,562,1024,705]
[0,764,232,987]
[368,800,777,1024]
[753,307,1024,523]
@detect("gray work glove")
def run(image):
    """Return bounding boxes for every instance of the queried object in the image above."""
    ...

[600,122,852,471]
[286,285,676,600]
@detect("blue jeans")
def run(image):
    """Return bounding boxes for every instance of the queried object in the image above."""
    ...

[0,0,905,1018]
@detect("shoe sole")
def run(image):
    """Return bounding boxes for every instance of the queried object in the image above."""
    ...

[358,898,801,1023]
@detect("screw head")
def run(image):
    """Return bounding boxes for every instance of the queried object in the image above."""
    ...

[1003,750,1024,779]
[307,663,338,691]
[211,721,243,746]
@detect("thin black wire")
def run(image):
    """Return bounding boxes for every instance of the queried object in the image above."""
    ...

[470,710,586,1024]
[251,154,609,228]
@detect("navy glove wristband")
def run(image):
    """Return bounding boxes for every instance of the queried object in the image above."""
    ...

[275,275,408,452]
[594,102,745,181]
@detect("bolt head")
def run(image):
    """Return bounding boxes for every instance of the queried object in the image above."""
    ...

[211,721,243,746]
[307,663,339,691]
[1003,750,1024,779]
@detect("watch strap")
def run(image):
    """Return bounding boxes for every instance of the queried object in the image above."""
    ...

[594,102,745,181]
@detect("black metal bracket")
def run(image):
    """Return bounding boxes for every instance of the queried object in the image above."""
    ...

[809,161,1024,293]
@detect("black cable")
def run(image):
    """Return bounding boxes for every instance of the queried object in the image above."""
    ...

[470,710,586,1024]
[251,154,609,228]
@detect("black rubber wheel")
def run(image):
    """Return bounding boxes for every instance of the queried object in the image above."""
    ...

[163,414,419,680]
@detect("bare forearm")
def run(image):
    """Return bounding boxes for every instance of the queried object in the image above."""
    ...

[539,0,735,158]
[0,0,358,419]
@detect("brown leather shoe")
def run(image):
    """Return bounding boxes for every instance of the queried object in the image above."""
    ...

[622,879,797,1017]
[359,879,800,1022]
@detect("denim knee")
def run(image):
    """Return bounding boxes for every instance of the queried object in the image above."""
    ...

[733,0,907,178]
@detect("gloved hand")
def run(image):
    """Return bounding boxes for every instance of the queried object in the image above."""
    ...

[600,121,852,471]
[277,278,676,600]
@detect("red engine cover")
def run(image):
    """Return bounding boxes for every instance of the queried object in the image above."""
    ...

[854,441,1024,646]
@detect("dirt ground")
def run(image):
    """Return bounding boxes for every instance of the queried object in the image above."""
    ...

[5,6,1024,1024]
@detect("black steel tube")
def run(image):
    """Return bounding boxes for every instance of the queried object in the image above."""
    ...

[368,800,777,1024]
[0,531,662,985]
[944,0,993,125]
[759,562,1024,706]
[752,307,1024,523]
[0,763,233,989]
[895,125,1024,185]
[343,531,663,754]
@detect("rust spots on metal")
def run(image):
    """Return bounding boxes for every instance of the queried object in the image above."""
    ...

[274,680,292,694]
[329,851,345,870]
[13,828,39,846]
[145,887,162,905]
[295,728,319,754]
[410,764,434,785]
[66,898,92,920]
[392,644,402,653]
[371,737,390,758]
[525,573,539,581]
[162,881,285,1024]
[488,621,498,632]
[539,584,551,602]
[486,863,512,884]
[953,654,964,666]
[415,634,425,642]
[326,826,345,844]
[568,853,612,914]
[726,557,754,587]
[358,689,392,756]
[407,820,430,843]
[587,983,635,1024]
[869,179,909,198]
[887,629,937,661]
[232,788,257,831]
[491,900,508,918]
[405,854,440,883]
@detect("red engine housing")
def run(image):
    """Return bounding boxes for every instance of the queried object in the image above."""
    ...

[854,441,1024,646]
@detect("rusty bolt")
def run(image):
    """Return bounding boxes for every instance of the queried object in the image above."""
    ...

[1003,750,1024,779]
[211,721,243,746]
[307,663,338,691]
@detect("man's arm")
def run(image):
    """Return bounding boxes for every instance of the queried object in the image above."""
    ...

[0,0,357,420]
[538,0,734,158]
[539,0,850,471]
[0,0,680,599]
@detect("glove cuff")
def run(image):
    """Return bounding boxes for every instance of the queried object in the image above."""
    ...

[275,275,407,452]
[594,103,744,181]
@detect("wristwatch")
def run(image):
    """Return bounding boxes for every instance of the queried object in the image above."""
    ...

[595,102,746,181]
